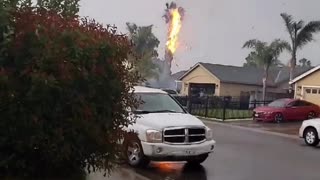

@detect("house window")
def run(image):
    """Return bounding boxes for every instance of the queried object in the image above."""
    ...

[312,89,318,94]
[305,89,311,94]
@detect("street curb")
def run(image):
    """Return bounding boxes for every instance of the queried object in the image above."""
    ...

[201,119,300,140]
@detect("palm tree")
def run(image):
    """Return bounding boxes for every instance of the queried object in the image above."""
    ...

[280,13,320,83]
[243,39,290,101]
[243,51,284,68]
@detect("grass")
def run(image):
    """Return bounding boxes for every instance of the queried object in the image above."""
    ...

[191,108,253,120]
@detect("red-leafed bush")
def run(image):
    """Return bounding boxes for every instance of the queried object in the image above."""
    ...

[0,7,139,177]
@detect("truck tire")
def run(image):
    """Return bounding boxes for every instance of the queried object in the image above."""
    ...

[124,135,150,167]
[187,154,208,165]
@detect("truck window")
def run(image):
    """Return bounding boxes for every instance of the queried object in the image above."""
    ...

[135,93,185,113]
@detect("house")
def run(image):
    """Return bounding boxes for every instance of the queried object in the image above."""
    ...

[290,65,320,105]
[179,62,311,101]
[171,70,187,93]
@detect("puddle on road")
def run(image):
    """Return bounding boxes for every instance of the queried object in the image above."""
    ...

[136,162,208,180]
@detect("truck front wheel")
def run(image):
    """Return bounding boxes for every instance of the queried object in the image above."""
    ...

[187,154,208,165]
[124,136,150,167]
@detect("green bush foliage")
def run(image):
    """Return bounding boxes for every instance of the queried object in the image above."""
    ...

[0,7,139,177]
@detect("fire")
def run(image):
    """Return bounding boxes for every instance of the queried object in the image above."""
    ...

[166,8,182,55]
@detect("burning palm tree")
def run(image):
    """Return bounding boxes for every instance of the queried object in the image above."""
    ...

[148,2,185,89]
[163,2,185,71]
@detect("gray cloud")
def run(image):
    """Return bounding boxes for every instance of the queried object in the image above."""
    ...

[80,0,320,72]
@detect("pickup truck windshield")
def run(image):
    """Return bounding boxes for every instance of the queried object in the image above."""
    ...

[134,93,185,114]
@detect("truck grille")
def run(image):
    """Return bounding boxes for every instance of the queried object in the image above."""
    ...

[163,127,206,144]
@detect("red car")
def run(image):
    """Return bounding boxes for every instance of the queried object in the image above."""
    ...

[253,98,320,123]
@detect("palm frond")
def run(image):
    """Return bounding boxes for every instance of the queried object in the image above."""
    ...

[270,39,291,56]
[296,21,320,48]
[242,39,266,49]
[295,20,305,30]
[243,39,288,69]
[280,13,294,41]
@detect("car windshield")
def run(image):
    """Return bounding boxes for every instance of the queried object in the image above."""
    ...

[134,93,185,114]
[268,99,288,108]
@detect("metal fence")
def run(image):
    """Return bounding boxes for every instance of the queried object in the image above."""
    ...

[174,96,272,120]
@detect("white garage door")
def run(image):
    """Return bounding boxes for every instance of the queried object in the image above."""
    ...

[303,87,320,105]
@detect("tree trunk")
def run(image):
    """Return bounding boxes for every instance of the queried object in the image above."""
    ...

[262,67,269,102]
[262,78,266,102]
[289,54,296,93]
[289,58,296,81]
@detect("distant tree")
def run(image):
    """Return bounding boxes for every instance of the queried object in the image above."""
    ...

[126,23,160,79]
[243,39,290,101]
[280,13,320,83]
[298,58,312,67]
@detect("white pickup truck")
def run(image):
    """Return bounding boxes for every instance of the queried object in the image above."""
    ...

[123,86,216,167]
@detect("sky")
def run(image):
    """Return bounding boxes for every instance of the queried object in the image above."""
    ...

[80,0,320,73]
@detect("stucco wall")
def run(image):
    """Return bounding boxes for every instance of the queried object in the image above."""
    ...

[220,83,259,97]
[180,65,221,96]
[181,65,289,98]
[294,70,320,105]
[220,83,285,97]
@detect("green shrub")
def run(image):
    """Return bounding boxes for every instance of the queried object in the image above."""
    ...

[0,7,139,177]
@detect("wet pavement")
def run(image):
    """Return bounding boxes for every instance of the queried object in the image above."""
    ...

[226,120,301,136]
[130,122,320,180]
[87,167,148,180]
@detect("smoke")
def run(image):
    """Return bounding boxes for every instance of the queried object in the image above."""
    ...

[147,57,175,89]
[146,2,185,90]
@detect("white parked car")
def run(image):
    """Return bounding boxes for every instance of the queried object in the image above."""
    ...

[123,86,216,167]
[299,118,320,146]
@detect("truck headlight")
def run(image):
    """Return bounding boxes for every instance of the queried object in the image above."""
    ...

[146,130,162,143]
[206,128,213,140]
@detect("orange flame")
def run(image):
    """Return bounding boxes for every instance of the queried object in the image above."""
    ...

[166,8,182,55]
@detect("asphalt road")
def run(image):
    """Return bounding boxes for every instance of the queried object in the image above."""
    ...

[130,122,320,180]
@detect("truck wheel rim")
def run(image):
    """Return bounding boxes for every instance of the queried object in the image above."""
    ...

[306,131,315,144]
[127,142,141,165]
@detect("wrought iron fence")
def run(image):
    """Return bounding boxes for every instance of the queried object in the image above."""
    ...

[174,95,273,120]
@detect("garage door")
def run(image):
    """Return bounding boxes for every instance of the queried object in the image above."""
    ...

[303,87,320,105]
